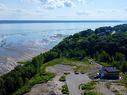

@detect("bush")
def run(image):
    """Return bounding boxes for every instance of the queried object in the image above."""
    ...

[61,84,69,95]
[59,75,66,82]
[80,82,96,90]
[84,91,99,95]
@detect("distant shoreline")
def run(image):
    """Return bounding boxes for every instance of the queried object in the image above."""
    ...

[0,20,126,24]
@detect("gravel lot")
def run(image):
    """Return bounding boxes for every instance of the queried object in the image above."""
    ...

[25,64,73,95]
[24,63,118,95]
[47,64,73,75]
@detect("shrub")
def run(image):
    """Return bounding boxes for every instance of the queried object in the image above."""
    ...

[59,75,66,82]
[80,82,96,90]
[61,84,69,95]
[84,91,99,95]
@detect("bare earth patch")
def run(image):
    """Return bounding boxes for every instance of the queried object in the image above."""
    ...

[24,84,49,95]
[109,83,127,95]
[47,64,73,75]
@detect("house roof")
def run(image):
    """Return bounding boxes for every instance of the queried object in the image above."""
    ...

[103,67,119,72]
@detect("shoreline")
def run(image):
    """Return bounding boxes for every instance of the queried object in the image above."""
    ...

[0,20,125,24]
[0,48,49,76]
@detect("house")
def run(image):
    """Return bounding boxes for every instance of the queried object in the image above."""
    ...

[99,66,119,79]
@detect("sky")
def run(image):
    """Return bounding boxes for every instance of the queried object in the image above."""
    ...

[0,0,127,20]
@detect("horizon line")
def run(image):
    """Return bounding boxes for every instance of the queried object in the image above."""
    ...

[0,20,126,24]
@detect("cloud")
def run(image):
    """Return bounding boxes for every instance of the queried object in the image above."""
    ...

[22,0,80,9]
[0,3,7,11]
[64,1,74,7]
[76,11,91,16]
[96,9,120,14]
[42,0,75,9]
[0,3,23,13]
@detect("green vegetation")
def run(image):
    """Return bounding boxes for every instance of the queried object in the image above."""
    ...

[61,84,69,95]
[84,91,99,95]
[11,58,94,95]
[52,24,127,72]
[1,24,127,95]
[120,74,127,87]
[80,82,99,95]
[62,58,96,73]
[64,72,70,75]
[13,72,54,95]
[0,52,59,95]
[59,75,66,82]
[73,63,96,74]
[13,58,67,95]
[80,82,96,90]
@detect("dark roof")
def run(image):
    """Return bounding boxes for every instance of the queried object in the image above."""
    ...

[103,67,119,72]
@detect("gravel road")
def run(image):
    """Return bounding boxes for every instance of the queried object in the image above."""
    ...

[66,73,91,95]
[96,82,115,95]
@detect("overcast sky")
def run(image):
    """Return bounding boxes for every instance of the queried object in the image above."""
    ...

[0,0,127,20]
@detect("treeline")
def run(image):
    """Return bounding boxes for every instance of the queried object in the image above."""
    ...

[52,24,127,72]
[0,24,127,95]
[0,51,59,95]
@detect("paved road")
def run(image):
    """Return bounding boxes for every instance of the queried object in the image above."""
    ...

[66,73,91,95]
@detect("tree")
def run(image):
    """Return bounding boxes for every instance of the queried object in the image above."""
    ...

[97,51,110,62]
[0,78,5,95]
[115,52,125,62]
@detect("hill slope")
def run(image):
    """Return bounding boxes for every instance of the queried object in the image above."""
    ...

[52,24,127,72]
[0,24,127,95]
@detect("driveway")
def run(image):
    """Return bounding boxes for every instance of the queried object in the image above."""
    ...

[66,73,91,95]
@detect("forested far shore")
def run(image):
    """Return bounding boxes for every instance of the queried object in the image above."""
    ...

[0,24,127,95]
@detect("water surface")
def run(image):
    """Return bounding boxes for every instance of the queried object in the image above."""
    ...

[0,22,125,60]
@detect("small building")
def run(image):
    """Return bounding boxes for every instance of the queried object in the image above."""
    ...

[99,67,119,79]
